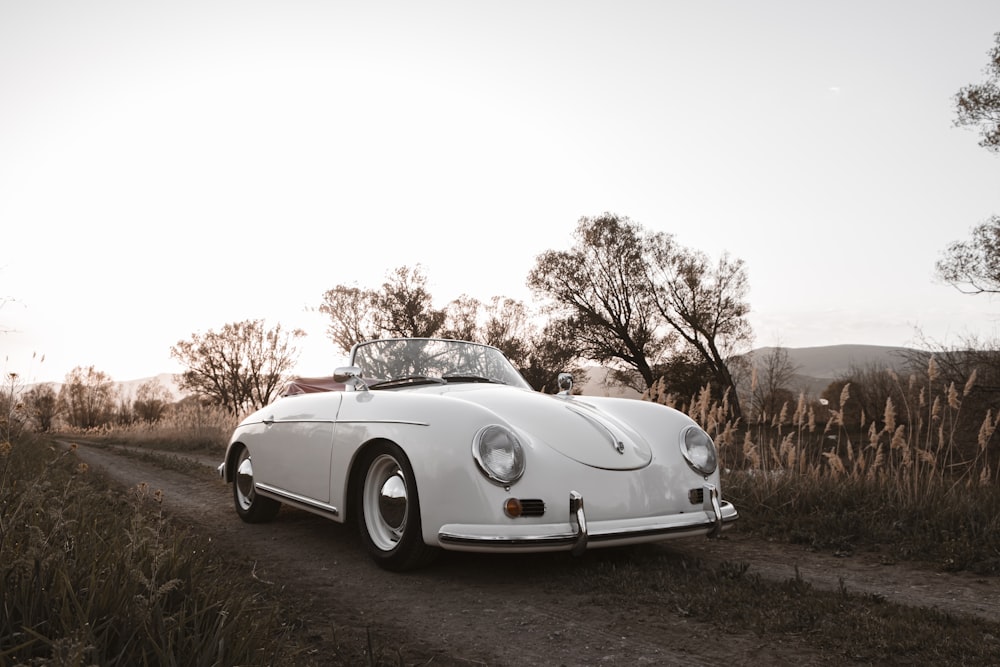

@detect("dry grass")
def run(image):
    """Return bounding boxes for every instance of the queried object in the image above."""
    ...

[5,358,1000,663]
[647,357,1000,573]
[58,402,238,453]
[0,435,308,665]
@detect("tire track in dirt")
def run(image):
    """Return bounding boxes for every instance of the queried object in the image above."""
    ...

[676,532,1000,623]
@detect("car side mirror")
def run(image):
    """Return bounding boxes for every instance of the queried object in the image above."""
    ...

[334,366,369,392]
[557,372,574,396]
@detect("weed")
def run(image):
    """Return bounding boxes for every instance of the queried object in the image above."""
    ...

[0,435,300,666]
[650,356,1000,573]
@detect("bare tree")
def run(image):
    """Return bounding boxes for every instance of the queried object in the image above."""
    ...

[528,214,753,413]
[171,320,303,415]
[646,242,753,420]
[955,31,1000,153]
[481,297,533,367]
[942,33,1000,298]
[59,366,117,429]
[114,394,134,426]
[438,295,579,390]
[133,378,173,423]
[652,346,717,409]
[23,383,59,432]
[440,295,482,342]
[318,285,380,354]
[319,265,445,355]
[749,346,800,424]
[318,265,585,391]
[519,317,586,393]
[527,214,670,389]
[372,265,446,338]
[936,216,1000,295]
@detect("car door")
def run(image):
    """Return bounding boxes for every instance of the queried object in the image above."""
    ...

[252,393,343,504]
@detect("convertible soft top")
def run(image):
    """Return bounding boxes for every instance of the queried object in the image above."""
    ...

[282,376,346,396]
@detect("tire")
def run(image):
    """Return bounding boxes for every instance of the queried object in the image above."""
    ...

[232,446,281,523]
[355,443,438,571]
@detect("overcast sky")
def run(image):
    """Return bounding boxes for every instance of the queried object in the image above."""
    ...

[3,1,1000,385]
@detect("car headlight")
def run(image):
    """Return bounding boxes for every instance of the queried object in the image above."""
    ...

[680,425,718,475]
[473,425,525,485]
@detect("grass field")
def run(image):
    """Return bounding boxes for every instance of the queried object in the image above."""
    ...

[3,356,999,664]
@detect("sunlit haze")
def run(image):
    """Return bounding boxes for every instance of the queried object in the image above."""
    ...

[3,1,1000,385]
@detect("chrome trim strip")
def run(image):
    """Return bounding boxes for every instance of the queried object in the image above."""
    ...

[565,405,625,454]
[439,532,581,547]
[335,419,430,426]
[259,418,429,427]
[256,483,340,517]
[438,501,738,549]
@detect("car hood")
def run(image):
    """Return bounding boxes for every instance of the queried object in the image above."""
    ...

[428,385,653,470]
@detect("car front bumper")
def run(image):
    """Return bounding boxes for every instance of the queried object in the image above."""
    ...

[437,483,737,554]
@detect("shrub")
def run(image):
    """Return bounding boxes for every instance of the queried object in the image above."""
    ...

[57,401,237,453]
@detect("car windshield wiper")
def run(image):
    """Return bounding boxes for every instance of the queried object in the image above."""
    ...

[442,375,505,385]
[368,375,447,389]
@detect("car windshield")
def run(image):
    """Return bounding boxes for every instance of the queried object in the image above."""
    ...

[350,338,532,389]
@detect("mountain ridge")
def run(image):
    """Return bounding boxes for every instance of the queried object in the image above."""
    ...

[751,344,919,380]
[580,344,923,398]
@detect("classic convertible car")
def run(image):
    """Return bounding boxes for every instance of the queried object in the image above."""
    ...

[218,338,738,570]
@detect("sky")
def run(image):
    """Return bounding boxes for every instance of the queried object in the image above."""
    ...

[3,1,1000,385]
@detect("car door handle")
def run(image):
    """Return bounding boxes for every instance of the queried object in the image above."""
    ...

[263,416,274,426]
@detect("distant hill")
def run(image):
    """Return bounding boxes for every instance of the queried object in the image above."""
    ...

[752,344,919,379]
[577,344,925,399]
[751,344,925,397]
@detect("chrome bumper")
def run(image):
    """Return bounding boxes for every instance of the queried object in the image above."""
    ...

[570,491,587,555]
[438,483,737,553]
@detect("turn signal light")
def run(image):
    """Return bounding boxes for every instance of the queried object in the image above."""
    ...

[504,498,523,518]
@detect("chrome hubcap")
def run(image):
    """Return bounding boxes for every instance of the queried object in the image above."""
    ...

[363,454,409,551]
[378,474,407,530]
[235,453,255,510]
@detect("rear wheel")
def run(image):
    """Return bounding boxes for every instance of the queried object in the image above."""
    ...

[233,446,281,523]
[356,443,437,571]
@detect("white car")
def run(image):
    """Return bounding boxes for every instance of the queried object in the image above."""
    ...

[218,338,738,570]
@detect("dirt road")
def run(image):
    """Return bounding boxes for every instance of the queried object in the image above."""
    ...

[67,441,1000,666]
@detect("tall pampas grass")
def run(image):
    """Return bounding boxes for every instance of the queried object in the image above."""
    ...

[644,357,1000,573]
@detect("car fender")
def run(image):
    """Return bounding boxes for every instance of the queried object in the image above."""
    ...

[331,388,517,543]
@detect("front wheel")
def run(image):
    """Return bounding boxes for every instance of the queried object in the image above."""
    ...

[232,446,281,523]
[355,443,437,571]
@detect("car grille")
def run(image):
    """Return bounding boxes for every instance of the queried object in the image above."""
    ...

[688,488,704,505]
[519,499,546,517]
